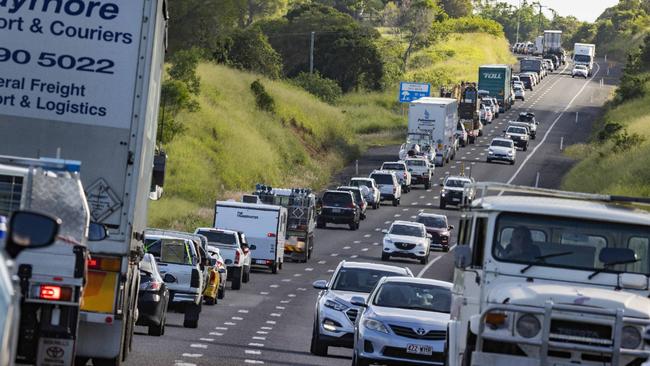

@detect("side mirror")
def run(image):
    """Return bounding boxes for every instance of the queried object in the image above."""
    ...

[427,234,433,239]
[225,259,233,265]
[454,245,472,269]
[350,296,367,307]
[5,211,61,259]
[218,268,227,274]
[449,225,455,230]
[209,258,217,266]
[88,222,108,241]
[312,280,328,290]
[249,244,257,251]
[163,273,177,283]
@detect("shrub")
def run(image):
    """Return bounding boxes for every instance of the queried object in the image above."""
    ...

[212,28,283,79]
[441,16,504,37]
[250,80,276,113]
[292,72,343,104]
[612,130,646,153]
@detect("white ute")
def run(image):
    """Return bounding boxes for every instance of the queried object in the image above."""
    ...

[447,183,650,366]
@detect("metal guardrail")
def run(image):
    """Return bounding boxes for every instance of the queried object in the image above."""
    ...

[476,301,650,365]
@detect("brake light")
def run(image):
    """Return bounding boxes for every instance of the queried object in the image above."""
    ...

[267,233,276,237]
[88,256,121,272]
[235,250,241,265]
[393,186,397,194]
[35,285,73,302]
[144,282,162,291]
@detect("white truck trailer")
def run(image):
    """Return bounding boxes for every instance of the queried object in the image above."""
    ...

[534,35,544,55]
[574,43,596,75]
[215,201,287,274]
[0,1,168,364]
[408,97,458,167]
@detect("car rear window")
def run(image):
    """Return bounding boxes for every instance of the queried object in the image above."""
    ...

[196,231,237,246]
[371,174,394,185]
[338,188,362,202]
[406,160,426,167]
[351,179,372,189]
[382,163,405,171]
[491,139,513,147]
[323,192,352,205]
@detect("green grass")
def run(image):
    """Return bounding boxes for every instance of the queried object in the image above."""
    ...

[149,32,516,230]
[562,76,650,197]
[406,33,517,85]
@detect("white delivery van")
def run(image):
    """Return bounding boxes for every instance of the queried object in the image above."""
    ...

[214,201,287,274]
[408,97,458,167]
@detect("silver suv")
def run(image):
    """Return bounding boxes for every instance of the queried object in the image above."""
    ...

[369,170,402,207]
[310,261,413,356]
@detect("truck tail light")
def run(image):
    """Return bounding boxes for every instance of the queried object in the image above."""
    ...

[235,250,241,265]
[144,281,162,292]
[393,186,397,194]
[190,269,200,288]
[34,285,73,302]
[267,233,276,237]
[88,256,121,272]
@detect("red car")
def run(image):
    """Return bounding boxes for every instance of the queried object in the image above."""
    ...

[416,213,453,252]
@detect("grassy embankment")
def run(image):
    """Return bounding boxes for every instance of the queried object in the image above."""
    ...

[562,76,650,196]
[149,33,515,230]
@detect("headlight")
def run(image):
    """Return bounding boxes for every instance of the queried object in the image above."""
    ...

[516,314,541,338]
[363,319,389,334]
[505,134,511,139]
[324,299,348,312]
[507,151,514,156]
[383,237,393,245]
[622,326,642,349]
[488,150,494,155]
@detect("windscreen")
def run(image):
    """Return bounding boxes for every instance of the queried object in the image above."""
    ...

[331,267,405,293]
[371,174,393,185]
[390,224,424,237]
[383,163,405,171]
[322,192,352,205]
[197,230,237,246]
[417,215,447,228]
[508,127,526,134]
[491,140,513,148]
[373,282,451,313]
[445,179,470,188]
[493,213,650,275]
[351,179,372,189]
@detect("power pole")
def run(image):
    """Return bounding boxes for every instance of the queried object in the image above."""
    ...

[309,31,315,74]
[515,0,521,44]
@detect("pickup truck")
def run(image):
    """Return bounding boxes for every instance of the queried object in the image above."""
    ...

[405,157,434,189]
[381,161,412,193]
[194,228,253,290]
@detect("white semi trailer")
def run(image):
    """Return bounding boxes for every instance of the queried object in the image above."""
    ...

[0,1,168,364]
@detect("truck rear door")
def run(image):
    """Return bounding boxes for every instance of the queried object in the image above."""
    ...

[216,205,280,264]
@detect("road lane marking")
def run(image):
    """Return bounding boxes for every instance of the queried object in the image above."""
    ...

[190,344,207,349]
[245,350,262,355]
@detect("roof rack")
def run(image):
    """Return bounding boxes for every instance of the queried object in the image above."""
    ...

[466,182,650,206]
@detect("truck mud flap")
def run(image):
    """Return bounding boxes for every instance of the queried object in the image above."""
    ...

[37,337,75,366]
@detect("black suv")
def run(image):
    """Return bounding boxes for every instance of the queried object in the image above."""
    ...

[316,190,360,230]
[519,74,533,91]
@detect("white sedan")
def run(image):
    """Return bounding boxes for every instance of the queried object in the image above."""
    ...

[572,65,589,78]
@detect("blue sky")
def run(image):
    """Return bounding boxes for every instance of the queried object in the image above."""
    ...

[499,0,619,22]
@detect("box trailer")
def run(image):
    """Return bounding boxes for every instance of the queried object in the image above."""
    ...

[408,98,458,167]
[0,0,168,364]
[215,201,287,273]
[478,65,513,113]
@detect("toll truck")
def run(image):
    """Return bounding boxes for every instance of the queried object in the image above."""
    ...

[478,65,513,112]
[0,157,98,366]
[0,0,168,364]
[246,185,317,263]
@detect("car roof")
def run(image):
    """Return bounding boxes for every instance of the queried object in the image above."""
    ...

[370,170,396,176]
[195,227,238,235]
[145,234,191,242]
[325,189,353,194]
[351,177,373,181]
[339,261,411,274]
[446,175,471,181]
[474,196,650,226]
[382,161,405,165]
[381,276,453,289]
[391,220,425,227]
[337,186,361,191]
[417,212,447,219]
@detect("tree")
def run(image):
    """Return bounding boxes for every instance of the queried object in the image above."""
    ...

[260,4,385,91]
[236,0,287,27]
[166,0,239,52]
[398,0,445,71]
[212,28,283,78]
[439,0,472,18]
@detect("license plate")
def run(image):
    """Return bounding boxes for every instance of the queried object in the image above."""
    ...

[332,208,341,213]
[452,198,460,202]
[406,344,433,356]
[256,259,267,264]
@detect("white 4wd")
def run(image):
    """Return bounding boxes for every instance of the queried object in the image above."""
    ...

[194,228,253,290]
[448,183,650,366]
[143,234,204,328]
[369,170,402,207]
[381,161,412,193]
[405,157,434,189]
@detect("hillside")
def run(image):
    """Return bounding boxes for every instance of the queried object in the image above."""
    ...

[562,76,650,197]
[149,32,516,230]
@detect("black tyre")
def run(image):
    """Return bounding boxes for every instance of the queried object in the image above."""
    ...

[316,219,325,229]
[510,160,515,165]
[420,254,429,265]
[231,267,243,290]
[183,303,200,329]
[392,199,399,207]
[351,351,370,366]
[486,159,491,163]
[148,319,165,337]
[523,145,528,152]
[92,358,120,366]
[271,261,279,274]
[243,266,251,283]
[424,182,431,189]
[373,202,379,209]
[440,200,446,209]
[204,296,216,306]
[218,286,225,299]
[381,253,390,261]
[443,246,449,253]
[310,321,328,356]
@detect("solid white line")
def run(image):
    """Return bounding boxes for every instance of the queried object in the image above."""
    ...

[502,62,601,189]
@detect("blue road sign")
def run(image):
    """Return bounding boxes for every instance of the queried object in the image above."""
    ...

[399,82,431,103]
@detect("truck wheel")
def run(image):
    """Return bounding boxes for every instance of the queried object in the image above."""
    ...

[271,261,279,274]
[218,285,226,299]
[231,267,243,290]
[243,266,251,283]
[183,301,201,329]
[381,253,390,261]
[310,320,328,356]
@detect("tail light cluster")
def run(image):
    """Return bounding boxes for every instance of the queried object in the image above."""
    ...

[234,250,241,265]
[190,268,200,288]
[87,256,121,272]
[143,281,162,292]
[31,284,73,302]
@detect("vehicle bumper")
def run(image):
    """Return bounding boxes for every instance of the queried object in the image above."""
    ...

[380,194,397,201]
[512,140,527,149]
[430,242,449,250]
[76,317,123,359]
[383,243,427,258]
[487,154,514,162]
[170,290,201,304]
[440,193,464,205]
[356,326,445,365]
[136,293,166,326]
[411,175,430,184]
[318,213,356,224]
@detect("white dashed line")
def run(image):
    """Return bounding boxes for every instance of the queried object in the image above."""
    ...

[248,343,265,347]
[190,344,208,349]
[182,354,203,358]
[245,350,262,355]
[209,332,223,336]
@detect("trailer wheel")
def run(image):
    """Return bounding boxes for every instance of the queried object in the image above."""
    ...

[183,302,201,329]
[271,261,279,274]
[231,267,243,290]
[242,265,251,283]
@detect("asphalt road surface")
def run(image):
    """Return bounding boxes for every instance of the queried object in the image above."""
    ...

[125,59,619,366]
